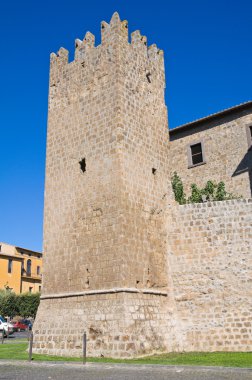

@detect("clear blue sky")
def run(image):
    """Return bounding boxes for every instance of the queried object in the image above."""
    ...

[0,0,251,251]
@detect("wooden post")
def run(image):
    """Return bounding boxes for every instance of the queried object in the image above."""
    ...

[28,332,33,361]
[83,332,87,365]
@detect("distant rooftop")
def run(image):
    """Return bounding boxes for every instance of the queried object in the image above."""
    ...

[170,100,252,135]
[0,241,42,255]
[16,246,42,256]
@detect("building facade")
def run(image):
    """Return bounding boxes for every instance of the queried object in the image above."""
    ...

[33,13,252,357]
[169,101,252,198]
[0,242,42,294]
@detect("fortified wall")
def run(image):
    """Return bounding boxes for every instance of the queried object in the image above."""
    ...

[33,12,252,357]
[167,199,252,352]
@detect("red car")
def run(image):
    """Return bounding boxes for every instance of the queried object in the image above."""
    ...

[13,321,28,332]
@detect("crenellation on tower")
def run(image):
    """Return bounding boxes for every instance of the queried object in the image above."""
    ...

[131,30,147,55]
[109,12,128,39]
[49,12,164,91]
[56,47,69,62]
[148,43,161,61]
[74,38,82,48]
[100,12,128,46]
[83,31,95,46]
[100,21,109,43]
[74,31,95,61]
[49,47,69,88]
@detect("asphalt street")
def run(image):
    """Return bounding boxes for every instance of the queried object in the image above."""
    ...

[0,361,251,380]
[2,330,29,344]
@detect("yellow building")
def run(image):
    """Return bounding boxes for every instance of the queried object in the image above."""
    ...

[0,242,42,294]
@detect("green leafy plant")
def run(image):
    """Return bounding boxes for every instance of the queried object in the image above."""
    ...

[171,172,186,205]
[188,183,202,203]
[171,173,240,204]
[216,181,228,201]
[202,180,215,199]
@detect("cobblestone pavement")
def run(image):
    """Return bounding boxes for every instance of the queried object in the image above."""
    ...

[0,361,251,380]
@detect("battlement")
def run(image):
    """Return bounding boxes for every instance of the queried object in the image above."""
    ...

[48,11,166,112]
[50,12,164,69]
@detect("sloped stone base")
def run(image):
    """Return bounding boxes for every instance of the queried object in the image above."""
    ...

[33,290,175,358]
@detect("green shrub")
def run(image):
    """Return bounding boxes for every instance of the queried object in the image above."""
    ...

[171,173,240,204]
[171,172,186,205]
[0,290,19,318]
[16,293,40,319]
[0,290,40,319]
[188,183,202,203]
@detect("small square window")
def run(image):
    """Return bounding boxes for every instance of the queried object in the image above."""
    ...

[187,141,206,168]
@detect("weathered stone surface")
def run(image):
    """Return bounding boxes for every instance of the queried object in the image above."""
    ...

[166,199,252,352]
[34,12,173,358]
[169,107,252,199]
[33,12,252,357]
[34,292,176,357]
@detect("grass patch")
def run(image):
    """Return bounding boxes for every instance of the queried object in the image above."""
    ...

[5,338,28,343]
[0,343,251,367]
[0,343,29,360]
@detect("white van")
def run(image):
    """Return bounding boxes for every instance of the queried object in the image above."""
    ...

[0,316,14,336]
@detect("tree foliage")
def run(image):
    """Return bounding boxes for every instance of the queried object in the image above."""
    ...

[0,290,19,318]
[171,173,240,204]
[0,290,40,319]
[16,293,40,318]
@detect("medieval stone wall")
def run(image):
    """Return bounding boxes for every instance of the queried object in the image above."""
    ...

[167,198,252,352]
[169,110,252,198]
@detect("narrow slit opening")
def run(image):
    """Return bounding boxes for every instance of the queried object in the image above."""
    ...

[79,158,86,173]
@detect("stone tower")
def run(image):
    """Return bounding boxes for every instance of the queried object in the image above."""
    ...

[33,12,175,358]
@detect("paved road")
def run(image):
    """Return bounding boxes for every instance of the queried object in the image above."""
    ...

[0,361,251,380]
[12,331,29,339]
[2,330,29,343]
